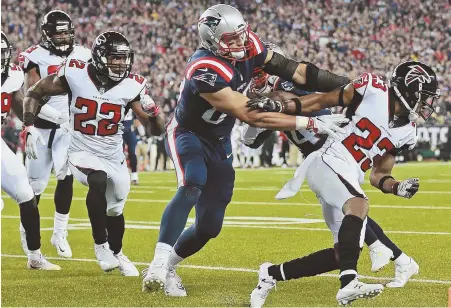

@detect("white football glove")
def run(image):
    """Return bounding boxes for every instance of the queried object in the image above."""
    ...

[306,114,349,139]
[393,178,419,199]
[23,126,46,160]
[140,94,160,117]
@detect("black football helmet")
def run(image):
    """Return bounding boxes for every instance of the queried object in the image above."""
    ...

[390,61,440,121]
[40,10,75,57]
[1,31,12,76]
[91,31,134,82]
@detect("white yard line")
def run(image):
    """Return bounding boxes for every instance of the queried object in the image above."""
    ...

[2,216,450,235]
[5,194,448,210]
[1,253,450,285]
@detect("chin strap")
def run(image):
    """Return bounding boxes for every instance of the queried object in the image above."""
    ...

[393,85,419,122]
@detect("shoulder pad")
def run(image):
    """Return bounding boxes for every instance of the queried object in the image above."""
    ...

[185,56,234,82]
[353,72,388,97]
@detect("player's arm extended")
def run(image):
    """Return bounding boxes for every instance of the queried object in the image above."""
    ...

[201,88,301,131]
[130,100,165,136]
[370,154,420,198]
[262,50,349,92]
[22,73,69,126]
[264,83,359,115]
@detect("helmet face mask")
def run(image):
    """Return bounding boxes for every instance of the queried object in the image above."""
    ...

[41,10,75,57]
[251,68,269,92]
[390,61,440,122]
[217,25,252,60]
[1,32,12,75]
[92,31,134,82]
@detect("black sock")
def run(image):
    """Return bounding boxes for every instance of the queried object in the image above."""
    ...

[86,171,108,245]
[338,215,363,288]
[268,248,339,281]
[367,217,402,260]
[364,223,378,246]
[19,198,41,251]
[129,153,137,173]
[106,214,125,254]
[35,194,41,205]
[54,175,73,215]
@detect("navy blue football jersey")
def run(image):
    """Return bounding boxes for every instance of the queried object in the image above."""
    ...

[174,31,267,140]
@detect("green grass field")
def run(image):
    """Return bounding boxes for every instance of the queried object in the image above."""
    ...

[2,162,451,307]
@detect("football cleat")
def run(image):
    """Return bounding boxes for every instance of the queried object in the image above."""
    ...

[336,278,383,306]
[142,262,168,292]
[386,257,419,288]
[51,231,72,258]
[369,244,393,272]
[250,262,276,308]
[165,268,187,297]
[94,243,119,272]
[114,251,139,276]
[27,254,61,270]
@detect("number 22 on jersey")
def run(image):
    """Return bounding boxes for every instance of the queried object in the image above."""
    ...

[73,97,122,136]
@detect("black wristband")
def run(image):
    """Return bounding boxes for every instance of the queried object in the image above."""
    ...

[378,175,394,193]
[291,97,302,114]
[26,91,42,101]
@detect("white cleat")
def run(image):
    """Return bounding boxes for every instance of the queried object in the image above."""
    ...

[336,278,383,306]
[250,262,276,308]
[165,268,187,297]
[51,231,73,258]
[386,258,419,288]
[142,262,168,292]
[27,254,61,270]
[369,244,393,272]
[20,229,29,256]
[94,243,119,272]
[114,251,139,276]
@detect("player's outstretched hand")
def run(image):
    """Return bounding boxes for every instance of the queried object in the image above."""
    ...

[393,178,419,198]
[247,95,285,113]
[306,114,349,139]
[23,126,46,160]
[140,94,160,117]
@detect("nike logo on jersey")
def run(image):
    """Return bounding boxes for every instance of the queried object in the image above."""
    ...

[227,153,232,159]
[197,67,209,72]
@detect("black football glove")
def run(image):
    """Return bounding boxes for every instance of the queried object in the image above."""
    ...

[247,95,285,113]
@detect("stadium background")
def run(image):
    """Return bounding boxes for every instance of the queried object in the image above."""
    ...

[1,0,450,167]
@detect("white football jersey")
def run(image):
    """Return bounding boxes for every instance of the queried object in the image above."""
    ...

[322,73,417,183]
[59,58,147,158]
[1,64,24,121]
[19,44,91,119]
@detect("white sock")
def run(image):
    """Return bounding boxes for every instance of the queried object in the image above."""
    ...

[131,172,138,181]
[19,222,25,233]
[166,249,184,270]
[28,249,41,260]
[394,253,410,265]
[368,239,383,250]
[54,212,69,234]
[153,242,172,266]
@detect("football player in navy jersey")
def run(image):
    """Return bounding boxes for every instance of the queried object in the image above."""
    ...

[142,4,351,296]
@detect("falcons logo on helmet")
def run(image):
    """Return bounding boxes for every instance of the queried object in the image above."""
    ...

[405,65,432,86]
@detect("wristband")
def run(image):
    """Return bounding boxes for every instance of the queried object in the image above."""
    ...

[378,175,394,193]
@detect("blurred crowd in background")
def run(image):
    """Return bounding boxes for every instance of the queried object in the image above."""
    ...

[2,0,450,168]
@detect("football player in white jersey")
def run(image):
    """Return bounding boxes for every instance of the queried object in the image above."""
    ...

[18,10,92,258]
[1,31,60,270]
[247,61,439,305]
[22,31,164,275]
